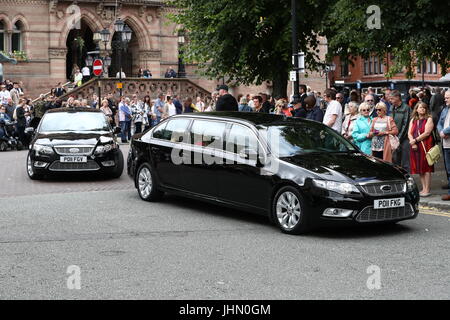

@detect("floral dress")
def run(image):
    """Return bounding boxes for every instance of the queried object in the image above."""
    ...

[371,117,388,152]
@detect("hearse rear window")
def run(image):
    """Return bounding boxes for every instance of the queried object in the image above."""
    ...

[155,118,190,142]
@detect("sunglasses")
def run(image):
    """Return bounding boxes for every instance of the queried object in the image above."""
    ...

[366,100,374,102]
[361,109,370,112]
[376,109,383,111]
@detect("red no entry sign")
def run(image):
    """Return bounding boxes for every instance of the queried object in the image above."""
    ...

[93,59,103,76]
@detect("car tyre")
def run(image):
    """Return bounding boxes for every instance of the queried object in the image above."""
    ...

[272,186,309,234]
[26,153,43,180]
[110,149,124,179]
[0,141,8,151]
[136,162,164,202]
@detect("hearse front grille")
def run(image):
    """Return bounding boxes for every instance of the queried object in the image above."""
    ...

[356,203,415,223]
[49,160,100,171]
[359,181,406,196]
[54,145,95,156]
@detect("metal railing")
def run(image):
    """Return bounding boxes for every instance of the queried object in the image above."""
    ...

[31,81,72,103]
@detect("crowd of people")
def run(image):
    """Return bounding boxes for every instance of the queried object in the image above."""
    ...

[68,63,180,89]
[0,80,31,147]
[244,85,448,201]
[1,77,450,200]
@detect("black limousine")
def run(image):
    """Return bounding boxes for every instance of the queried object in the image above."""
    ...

[26,108,123,180]
[127,112,419,234]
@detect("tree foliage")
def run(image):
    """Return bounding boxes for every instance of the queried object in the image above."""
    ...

[167,0,331,98]
[167,0,450,97]
[323,0,450,78]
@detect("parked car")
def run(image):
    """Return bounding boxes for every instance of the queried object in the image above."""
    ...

[127,112,419,234]
[26,107,123,180]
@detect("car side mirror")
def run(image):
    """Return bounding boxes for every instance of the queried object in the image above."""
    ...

[239,148,266,167]
[25,127,35,135]
[113,127,121,135]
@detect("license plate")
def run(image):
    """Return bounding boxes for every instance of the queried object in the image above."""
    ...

[60,156,87,163]
[374,198,405,209]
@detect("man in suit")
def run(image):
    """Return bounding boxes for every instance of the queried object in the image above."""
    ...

[55,82,66,97]
[215,85,238,111]
[299,84,308,107]
[430,87,445,127]
[9,82,21,105]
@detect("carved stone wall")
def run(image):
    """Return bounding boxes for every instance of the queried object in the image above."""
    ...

[1,0,274,100]
[60,78,212,104]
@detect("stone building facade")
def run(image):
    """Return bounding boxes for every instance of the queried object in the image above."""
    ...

[0,0,331,99]
[1,0,185,97]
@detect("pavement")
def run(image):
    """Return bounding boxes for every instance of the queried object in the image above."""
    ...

[0,145,449,299]
[1,144,448,212]
[414,159,450,211]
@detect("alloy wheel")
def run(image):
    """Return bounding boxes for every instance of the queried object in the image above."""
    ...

[27,154,34,177]
[276,191,302,230]
[138,167,152,199]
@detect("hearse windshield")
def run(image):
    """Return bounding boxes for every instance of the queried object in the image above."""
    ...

[260,122,357,157]
[39,112,110,132]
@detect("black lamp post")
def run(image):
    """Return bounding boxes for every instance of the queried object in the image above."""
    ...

[100,29,111,46]
[421,58,426,89]
[177,30,186,78]
[114,19,132,97]
[85,28,112,105]
[85,55,93,68]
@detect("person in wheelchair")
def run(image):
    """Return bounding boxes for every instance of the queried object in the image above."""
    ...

[0,105,11,139]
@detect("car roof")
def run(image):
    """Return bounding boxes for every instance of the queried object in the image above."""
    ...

[173,112,311,127]
[46,107,102,113]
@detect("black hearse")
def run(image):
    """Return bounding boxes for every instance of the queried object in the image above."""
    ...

[127,112,419,234]
[26,107,123,179]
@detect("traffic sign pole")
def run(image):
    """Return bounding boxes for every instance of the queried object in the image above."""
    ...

[92,59,103,108]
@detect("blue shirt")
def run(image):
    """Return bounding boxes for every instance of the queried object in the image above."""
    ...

[153,98,164,118]
[119,102,132,122]
[238,104,253,112]
[306,106,324,122]
[173,99,183,114]
[0,112,11,121]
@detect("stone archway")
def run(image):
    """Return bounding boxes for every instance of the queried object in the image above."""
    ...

[65,19,97,80]
[110,21,141,78]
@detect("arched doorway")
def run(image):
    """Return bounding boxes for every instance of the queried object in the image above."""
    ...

[65,20,96,80]
[110,23,139,78]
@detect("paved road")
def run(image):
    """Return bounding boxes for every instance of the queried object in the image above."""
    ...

[0,147,449,299]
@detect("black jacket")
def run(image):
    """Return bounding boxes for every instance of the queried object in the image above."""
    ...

[15,106,26,127]
[215,94,238,111]
[173,99,183,114]
[55,88,66,97]
[293,106,307,118]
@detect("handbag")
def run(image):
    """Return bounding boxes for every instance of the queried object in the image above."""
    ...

[418,122,441,166]
[387,116,400,150]
[421,142,441,166]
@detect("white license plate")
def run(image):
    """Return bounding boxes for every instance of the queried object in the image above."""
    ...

[374,198,405,209]
[60,156,87,163]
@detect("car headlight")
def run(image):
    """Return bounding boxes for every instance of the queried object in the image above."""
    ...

[33,144,54,155]
[94,143,116,155]
[313,179,360,195]
[406,176,416,192]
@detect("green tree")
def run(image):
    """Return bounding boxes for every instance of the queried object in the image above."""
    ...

[168,0,332,98]
[324,0,450,78]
